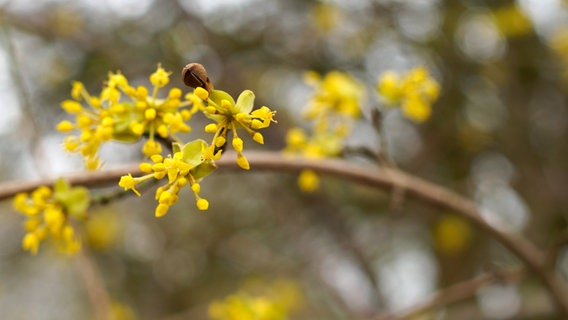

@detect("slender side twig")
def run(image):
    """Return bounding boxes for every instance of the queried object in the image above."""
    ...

[373,268,526,320]
[0,151,567,315]
[76,248,111,320]
[370,109,406,213]
[306,194,386,309]
[0,26,51,174]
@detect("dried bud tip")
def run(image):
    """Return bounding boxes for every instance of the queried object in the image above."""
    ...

[182,63,214,92]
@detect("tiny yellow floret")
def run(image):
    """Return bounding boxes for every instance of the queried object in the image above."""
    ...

[150,66,170,88]
[139,162,153,173]
[22,233,40,255]
[298,169,320,192]
[155,203,169,217]
[196,198,209,211]
[145,108,157,120]
[232,137,244,152]
[61,100,83,113]
[118,174,140,196]
[205,123,218,133]
[237,154,250,170]
[253,132,264,144]
[56,120,74,132]
[195,87,209,100]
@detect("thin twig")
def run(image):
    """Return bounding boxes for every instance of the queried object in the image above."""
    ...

[373,268,526,320]
[76,248,111,320]
[370,108,406,213]
[305,194,386,310]
[0,26,51,174]
[0,151,567,315]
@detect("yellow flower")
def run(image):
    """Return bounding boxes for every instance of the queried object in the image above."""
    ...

[401,94,431,123]
[433,215,472,254]
[377,71,401,104]
[85,210,121,251]
[298,169,320,192]
[491,4,532,38]
[150,65,171,88]
[376,66,440,123]
[304,70,364,124]
[119,140,216,217]
[310,2,343,34]
[58,65,202,168]
[22,233,40,255]
[118,174,141,196]
[284,70,364,192]
[12,179,89,255]
[209,279,303,320]
[199,88,277,169]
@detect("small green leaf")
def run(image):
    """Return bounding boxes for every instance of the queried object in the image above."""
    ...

[180,139,207,167]
[53,178,70,194]
[53,178,90,220]
[203,113,226,123]
[172,142,182,154]
[64,187,90,220]
[191,161,217,181]
[112,103,143,142]
[234,90,255,114]
[209,90,235,107]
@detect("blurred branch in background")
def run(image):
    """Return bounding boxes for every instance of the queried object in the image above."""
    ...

[374,267,526,320]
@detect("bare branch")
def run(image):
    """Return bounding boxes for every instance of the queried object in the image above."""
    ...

[1,151,567,315]
[374,268,526,320]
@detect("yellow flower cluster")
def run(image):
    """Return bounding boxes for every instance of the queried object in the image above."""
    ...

[303,70,363,133]
[119,140,215,217]
[115,63,277,217]
[57,65,202,169]
[491,4,532,38]
[12,179,89,254]
[285,71,364,192]
[197,87,277,170]
[376,66,440,123]
[208,279,303,320]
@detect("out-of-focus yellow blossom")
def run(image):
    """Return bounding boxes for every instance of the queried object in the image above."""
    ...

[284,71,364,192]
[85,210,121,251]
[196,87,277,170]
[12,179,89,255]
[109,301,136,320]
[297,169,320,193]
[303,71,364,132]
[285,128,343,159]
[310,2,343,34]
[433,215,472,255]
[376,66,440,123]
[209,279,303,320]
[57,65,203,169]
[119,140,216,217]
[491,5,532,38]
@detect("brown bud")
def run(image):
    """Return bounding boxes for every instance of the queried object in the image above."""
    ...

[182,63,214,92]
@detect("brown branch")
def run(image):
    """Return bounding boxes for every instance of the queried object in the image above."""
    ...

[374,268,526,320]
[1,151,567,315]
[76,248,111,320]
[0,165,143,201]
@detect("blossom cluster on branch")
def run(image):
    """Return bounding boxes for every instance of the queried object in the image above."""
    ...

[13,63,277,253]
[12,63,439,256]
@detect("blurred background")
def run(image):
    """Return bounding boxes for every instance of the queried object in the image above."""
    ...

[1,0,568,319]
